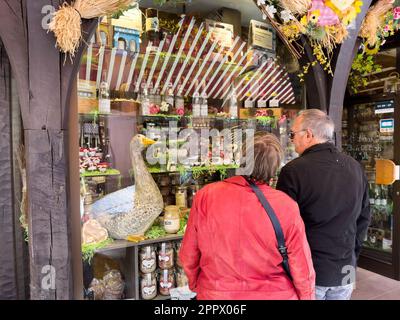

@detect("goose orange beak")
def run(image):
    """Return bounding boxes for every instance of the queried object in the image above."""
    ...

[142,137,156,146]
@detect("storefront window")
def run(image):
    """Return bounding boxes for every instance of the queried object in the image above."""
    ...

[76,1,300,300]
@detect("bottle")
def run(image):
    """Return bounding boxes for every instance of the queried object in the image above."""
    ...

[141,85,150,116]
[192,88,201,117]
[200,89,208,117]
[368,183,375,205]
[98,71,110,114]
[228,85,238,119]
[175,85,184,114]
[145,8,160,50]
[104,137,114,168]
[165,83,174,108]
[374,185,382,206]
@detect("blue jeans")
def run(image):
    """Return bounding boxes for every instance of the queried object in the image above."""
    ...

[315,283,354,300]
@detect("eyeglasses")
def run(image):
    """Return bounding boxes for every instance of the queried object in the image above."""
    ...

[289,129,307,140]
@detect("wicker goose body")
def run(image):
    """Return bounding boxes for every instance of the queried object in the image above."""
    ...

[98,135,163,239]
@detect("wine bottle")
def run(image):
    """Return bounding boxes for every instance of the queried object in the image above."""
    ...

[98,70,111,114]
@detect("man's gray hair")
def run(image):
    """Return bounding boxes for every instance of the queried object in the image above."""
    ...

[298,109,335,142]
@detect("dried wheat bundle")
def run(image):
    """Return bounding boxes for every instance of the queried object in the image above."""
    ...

[360,0,394,46]
[279,0,312,15]
[49,0,134,57]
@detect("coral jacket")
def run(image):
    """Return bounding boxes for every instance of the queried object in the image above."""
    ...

[179,176,315,300]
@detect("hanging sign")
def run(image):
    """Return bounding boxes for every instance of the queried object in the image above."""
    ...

[375,100,394,114]
[379,118,394,133]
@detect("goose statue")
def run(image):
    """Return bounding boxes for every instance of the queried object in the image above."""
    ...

[96,134,164,239]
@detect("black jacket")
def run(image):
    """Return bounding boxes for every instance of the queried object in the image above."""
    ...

[276,142,371,287]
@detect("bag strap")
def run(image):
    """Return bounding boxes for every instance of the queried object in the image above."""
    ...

[243,176,293,281]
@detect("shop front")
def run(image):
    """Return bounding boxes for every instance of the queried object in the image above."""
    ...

[2,0,400,300]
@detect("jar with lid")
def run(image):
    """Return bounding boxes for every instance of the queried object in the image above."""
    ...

[140,272,157,300]
[139,245,157,274]
[158,242,175,269]
[163,206,180,234]
[158,268,176,296]
[175,267,188,288]
[176,186,188,208]
[174,240,183,268]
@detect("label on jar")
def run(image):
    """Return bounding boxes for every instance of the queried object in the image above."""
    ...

[164,218,180,233]
[143,285,156,296]
[160,281,172,289]
[146,17,159,32]
[142,259,155,269]
[158,254,170,262]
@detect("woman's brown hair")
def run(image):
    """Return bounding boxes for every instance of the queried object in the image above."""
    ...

[244,132,283,184]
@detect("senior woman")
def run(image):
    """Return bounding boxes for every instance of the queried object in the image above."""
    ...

[179,132,315,300]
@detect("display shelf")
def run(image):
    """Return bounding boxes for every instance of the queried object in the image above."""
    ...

[95,234,183,253]
[147,164,239,174]
[80,169,121,177]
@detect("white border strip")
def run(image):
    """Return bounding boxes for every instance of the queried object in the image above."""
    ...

[115,50,128,90]
[125,52,139,92]
[135,42,153,92]
[107,47,117,87]
[146,39,166,90]
[185,39,218,96]
[161,18,196,94]
[207,41,246,97]
[96,46,105,88]
[247,67,281,102]
[172,24,205,93]
[180,31,212,95]
[212,50,251,99]
[201,36,240,95]
[251,69,283,101]
[238,60,274,100]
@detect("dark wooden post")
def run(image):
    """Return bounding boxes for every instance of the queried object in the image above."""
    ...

[0,0,97,299]
[0,40,19,300]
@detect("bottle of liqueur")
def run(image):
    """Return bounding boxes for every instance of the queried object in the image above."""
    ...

[98,70,111,114]
[200,84,208,117]
[145,8,160,51]
[141,85,150,116]
[228,85,238,119]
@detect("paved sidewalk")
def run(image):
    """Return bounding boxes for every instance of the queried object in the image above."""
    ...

[351,268,400,300]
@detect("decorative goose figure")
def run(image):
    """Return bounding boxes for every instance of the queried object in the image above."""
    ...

[97,134,164,239]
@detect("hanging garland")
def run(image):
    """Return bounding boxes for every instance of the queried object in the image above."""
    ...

[348,0,400,93]
[49,0,134,59]
[256,0,365,81]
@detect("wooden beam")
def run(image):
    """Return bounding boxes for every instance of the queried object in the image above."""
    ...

[328,0,373,150]
[0,40,18,300]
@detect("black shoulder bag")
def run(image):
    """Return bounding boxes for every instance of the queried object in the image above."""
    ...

[243,176,293,281]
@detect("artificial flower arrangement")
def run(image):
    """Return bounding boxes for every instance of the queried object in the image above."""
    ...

[256,0,364,80]
[348,0,400,93]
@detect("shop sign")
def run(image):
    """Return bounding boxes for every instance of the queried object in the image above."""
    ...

[375,100,394,114]
[379,118,394,133]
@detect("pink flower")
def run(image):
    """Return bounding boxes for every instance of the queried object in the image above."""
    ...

[176,108,184,116]
[394,7,400,20]
[255,110,267,117]
[149,104,160,114]
[384,24,390,32]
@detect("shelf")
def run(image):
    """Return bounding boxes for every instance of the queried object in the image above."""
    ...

[80,169,121,177]
[147,164,239,174]
[95,234,183,253]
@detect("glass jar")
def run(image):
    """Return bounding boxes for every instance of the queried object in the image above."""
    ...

[140,272,157,300]
[175,240,183,268]
[176,267,188,288]
[158,242,175,269]
[139,245,157,274]
[158,268,176,296]
[163,206,180,234]
[176,186,188,208]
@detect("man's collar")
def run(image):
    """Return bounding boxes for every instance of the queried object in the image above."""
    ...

[301,142,336,156]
